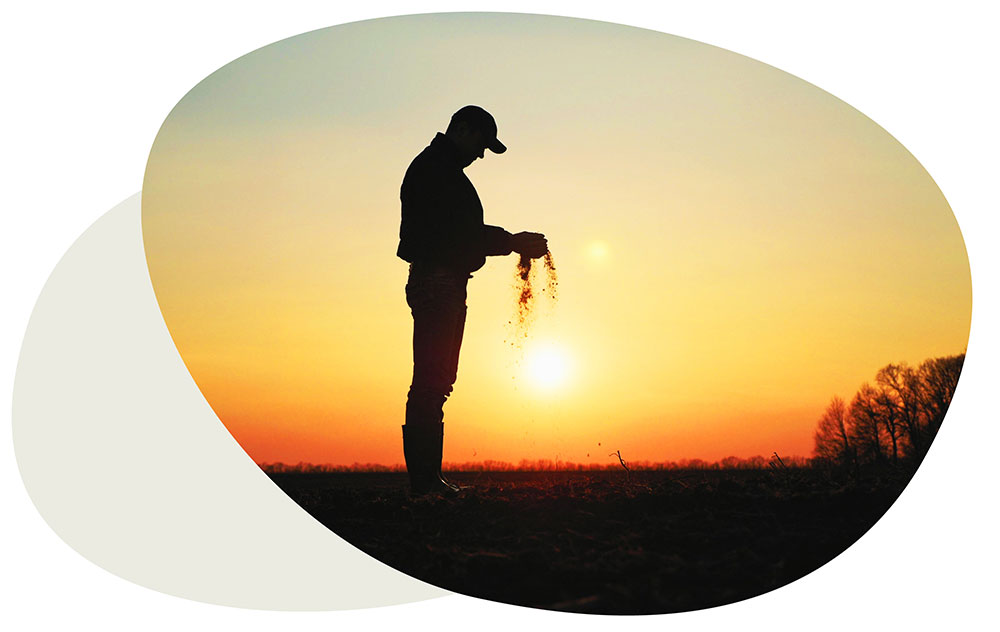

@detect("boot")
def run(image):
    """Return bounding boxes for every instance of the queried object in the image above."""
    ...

[402,423,461,496]
[435,423,467,493]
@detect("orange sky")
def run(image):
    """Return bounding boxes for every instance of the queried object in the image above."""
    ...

[141,14,970,467]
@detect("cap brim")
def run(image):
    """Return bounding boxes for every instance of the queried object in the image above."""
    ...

[488,138,507,154]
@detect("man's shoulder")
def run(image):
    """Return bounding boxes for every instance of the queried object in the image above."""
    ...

[403,143,450,185]
[407,145,437,169]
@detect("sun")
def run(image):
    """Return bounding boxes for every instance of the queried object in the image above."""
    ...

[527,344,571,390]
[586,240,609,262]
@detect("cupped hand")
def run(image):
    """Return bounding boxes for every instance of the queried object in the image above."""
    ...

[511,231,548,259]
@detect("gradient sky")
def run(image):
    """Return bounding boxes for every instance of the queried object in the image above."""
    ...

[141,13,970,467]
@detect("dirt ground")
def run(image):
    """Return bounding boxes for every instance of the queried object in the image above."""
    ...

[267,468,909,614]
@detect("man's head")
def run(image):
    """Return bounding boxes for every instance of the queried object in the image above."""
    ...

[445,105,506,167]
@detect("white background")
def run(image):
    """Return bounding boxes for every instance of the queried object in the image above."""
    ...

[2,1,997,630]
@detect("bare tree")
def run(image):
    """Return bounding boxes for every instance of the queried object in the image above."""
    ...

[811,352,965,473]
[876,363,926,459]
[918,353,965,439]
[849,384,889,465]
[813,396,855,466]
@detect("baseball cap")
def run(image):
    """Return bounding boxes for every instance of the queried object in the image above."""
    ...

[451,105,507,154]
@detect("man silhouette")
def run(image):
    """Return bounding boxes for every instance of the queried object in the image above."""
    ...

[397,105,547,495]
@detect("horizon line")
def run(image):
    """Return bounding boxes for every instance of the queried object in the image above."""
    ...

[258,453,815,473]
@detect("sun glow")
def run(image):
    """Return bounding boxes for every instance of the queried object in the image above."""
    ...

[527,344,571,390]
[587,240,610,262]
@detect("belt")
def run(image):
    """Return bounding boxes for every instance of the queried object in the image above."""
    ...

[409,262,473,279]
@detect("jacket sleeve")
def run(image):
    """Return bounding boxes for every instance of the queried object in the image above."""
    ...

[483,224,514,256]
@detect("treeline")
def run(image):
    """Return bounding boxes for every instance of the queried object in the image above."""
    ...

[260,462,406,473]
[812,352,964,468]
[259,454,810,474]
[443,455,811,471]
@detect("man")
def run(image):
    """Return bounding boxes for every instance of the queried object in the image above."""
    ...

[397,105,547,495]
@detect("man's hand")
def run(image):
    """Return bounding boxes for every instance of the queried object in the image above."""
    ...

[511,231,548,259]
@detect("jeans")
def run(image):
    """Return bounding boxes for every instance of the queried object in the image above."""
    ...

[404,265,470,431]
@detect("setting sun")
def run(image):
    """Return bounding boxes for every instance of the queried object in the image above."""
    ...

[526,344,571,390]
[587,240,610,262]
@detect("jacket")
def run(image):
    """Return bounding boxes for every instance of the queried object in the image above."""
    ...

[397,133,513,274]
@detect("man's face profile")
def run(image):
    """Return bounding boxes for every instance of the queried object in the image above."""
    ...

[448,122,490,167]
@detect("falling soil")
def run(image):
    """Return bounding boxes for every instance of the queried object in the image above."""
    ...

[508,251,558,347]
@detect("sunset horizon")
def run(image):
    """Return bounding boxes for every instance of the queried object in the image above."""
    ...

[141,13,971,470]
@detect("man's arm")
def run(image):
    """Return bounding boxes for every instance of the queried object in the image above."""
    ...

[484,226,548,259]
[483,225,514,256]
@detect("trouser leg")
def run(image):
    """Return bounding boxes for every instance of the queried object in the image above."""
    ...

[406,292,466,428]
[403,271,467,493]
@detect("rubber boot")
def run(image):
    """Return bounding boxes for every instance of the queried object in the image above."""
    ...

[435,423,466,493]
[402,424,460,496]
